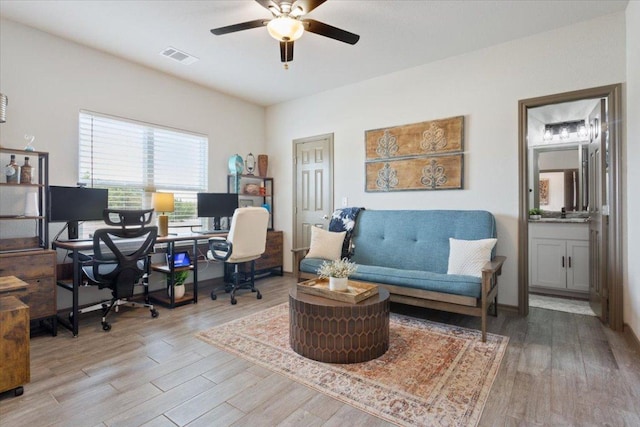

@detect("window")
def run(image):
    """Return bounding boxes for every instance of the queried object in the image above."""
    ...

[78,110,208,225]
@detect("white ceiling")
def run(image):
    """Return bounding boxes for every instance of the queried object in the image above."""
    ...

[0,0,629,106]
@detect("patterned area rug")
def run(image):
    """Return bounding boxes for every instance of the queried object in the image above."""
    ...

[196,303,508,426]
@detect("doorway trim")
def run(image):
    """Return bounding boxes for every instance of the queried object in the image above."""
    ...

[518,84,623,331]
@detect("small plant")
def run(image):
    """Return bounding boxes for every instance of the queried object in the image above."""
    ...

[528,208,543,216]
[171,270,190,286]
[317,258,357,279]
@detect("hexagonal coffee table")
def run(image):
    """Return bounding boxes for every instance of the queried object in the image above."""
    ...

[289,285,390,364]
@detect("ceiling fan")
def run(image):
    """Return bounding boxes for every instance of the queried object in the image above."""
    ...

[210,0,360,69]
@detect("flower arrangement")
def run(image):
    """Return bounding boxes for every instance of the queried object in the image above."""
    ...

[317,258,357,279]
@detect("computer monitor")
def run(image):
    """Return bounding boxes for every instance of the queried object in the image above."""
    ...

[197,192,238,230]
[48,186,109,239]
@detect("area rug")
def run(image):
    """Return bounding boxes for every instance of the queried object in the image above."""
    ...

[529,294,596,316]
[196,303,508,426]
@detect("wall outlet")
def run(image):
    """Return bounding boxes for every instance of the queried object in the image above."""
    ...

[341,197,348,207]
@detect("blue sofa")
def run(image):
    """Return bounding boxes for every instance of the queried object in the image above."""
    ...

[293,210,506,341]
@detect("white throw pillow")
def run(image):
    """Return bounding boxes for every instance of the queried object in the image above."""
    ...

[447,238,498,278]
[305,227,346,260]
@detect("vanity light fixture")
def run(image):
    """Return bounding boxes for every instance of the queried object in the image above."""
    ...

[542,119,587,142]
[577,123,589,139]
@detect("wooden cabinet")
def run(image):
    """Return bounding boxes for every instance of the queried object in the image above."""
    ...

[0,296,30,396]
[529,222,589,293]
[237,230,283,276]
[0,250,57,333]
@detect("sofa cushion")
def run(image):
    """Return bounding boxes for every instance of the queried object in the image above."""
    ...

[300,258,481,298]
[305,226,346,261]
[447,237,497,278]
[350,210,496,274]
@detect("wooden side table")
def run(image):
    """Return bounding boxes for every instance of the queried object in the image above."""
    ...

[0,281,30,396]
[289,285,390,364]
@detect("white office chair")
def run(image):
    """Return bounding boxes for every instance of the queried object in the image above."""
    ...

[207,207,270,304]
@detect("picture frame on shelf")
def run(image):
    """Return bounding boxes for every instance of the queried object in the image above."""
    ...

[239,199,254,208]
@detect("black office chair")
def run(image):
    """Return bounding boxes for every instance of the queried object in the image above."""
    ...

[207,207,270,304]
[78,209,159,331]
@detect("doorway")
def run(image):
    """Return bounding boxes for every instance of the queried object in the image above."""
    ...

[518,84,623,331]
[292,134,334,250]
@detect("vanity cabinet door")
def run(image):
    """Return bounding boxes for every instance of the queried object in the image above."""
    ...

[530,238,566,289]
[566,240,589,292]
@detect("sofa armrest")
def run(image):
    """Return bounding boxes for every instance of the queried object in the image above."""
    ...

[482,255,505,276]
[481,255,505,296]
[291,246,310,281]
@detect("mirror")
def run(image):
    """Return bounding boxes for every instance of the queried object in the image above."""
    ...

[529,145,588,212]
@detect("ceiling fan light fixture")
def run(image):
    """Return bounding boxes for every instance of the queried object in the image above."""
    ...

[267,16,304,41]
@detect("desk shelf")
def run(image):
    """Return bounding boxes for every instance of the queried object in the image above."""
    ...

[150,263,195,308]
[147,289,195,308]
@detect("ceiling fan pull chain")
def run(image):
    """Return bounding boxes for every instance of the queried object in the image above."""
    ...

[284,42,289,70]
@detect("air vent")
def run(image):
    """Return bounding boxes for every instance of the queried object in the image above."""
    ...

[160,47,199,65]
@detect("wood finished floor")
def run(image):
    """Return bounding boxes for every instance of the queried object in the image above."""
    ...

[1,275,639,427]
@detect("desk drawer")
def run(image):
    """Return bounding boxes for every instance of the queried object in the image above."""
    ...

[0,250,57,321]
[20,277,57,319]
[0,251,56,279]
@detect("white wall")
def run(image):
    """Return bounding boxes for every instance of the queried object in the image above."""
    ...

[625,1,640,340]
[0,19,266,307]
[266,13,626,307]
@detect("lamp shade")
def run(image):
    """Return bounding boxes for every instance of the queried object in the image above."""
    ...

[152,192,174,213]
[267,17,304,41]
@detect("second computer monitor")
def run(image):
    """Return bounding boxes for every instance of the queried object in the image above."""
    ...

[197,192,238,230]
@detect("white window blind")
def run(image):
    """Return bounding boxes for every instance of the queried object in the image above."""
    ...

[78,110,208,223]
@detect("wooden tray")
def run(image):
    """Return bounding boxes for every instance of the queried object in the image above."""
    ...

[297,278,379,304]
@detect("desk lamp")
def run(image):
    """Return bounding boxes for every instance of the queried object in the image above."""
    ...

[152,192,174,237]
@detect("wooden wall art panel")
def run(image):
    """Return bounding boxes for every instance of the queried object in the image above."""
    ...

[365,116,464,160]
[365,154,464,192]
[364,116,465,192]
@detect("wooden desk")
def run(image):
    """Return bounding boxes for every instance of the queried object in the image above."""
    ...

[52,232,219,336]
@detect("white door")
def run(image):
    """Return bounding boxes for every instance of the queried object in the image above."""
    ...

[588,100,608,321]
[293,134,334,249]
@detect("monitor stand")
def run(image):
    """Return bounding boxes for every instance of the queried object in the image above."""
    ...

[67,220,79,240]
[213,217,221,231]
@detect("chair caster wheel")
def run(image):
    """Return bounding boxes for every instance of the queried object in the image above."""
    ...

[102,322,111,331]
[230,298,237,305]
[211,291,217,300]
[14,386,24,396]
[151,309,159,318]
[257,292,262,300]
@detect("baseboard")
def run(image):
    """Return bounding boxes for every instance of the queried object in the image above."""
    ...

[624,323,640,352]
[497,303,519,313]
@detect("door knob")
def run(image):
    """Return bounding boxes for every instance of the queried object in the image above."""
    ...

[322,214,329,220]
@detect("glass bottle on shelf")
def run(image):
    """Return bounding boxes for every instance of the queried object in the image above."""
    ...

[5,154,19,183]
[20,157,32,184]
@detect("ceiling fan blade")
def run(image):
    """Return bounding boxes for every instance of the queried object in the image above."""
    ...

[210,19,268,35]
[303,19,360,45]
[280,41,294,62]
[291,0,327,16]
